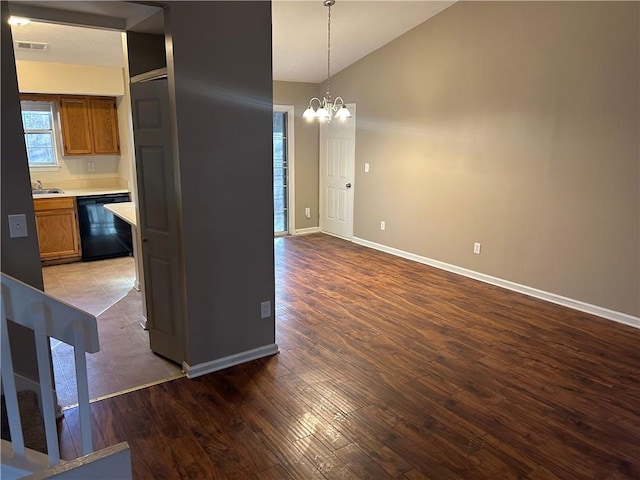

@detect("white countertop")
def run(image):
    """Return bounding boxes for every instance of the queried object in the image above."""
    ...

[32,187,129,199]
[104,202,137,227]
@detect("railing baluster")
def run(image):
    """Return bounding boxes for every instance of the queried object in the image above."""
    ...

[31,302,60,466]
[73,318,93,455]
[0,294,26,458]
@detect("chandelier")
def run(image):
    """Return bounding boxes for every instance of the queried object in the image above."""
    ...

[303,0,352,122]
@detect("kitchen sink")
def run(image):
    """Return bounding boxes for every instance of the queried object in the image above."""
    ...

[32,188,65,195]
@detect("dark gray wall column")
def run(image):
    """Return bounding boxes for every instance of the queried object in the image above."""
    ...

[165,1,275,366]
[1,1,45,382]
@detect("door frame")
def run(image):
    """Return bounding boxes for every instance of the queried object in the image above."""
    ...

[319,103,356,239]
[273,105,295,235]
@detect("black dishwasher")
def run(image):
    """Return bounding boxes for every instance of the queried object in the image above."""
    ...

[76,194,133,262]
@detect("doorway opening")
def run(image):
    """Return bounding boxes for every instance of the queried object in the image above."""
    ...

[9,14,184,408]
[273,106,294,235]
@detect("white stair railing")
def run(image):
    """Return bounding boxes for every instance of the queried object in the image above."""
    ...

[1,272,130,479]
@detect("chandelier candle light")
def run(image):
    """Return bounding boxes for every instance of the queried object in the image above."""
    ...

[303,0,352,122]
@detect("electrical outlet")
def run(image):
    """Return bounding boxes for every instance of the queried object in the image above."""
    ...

[380,221,386,231]
[87,160,95,172]
[8,214,28,238]
[364,163,370,173]
[260,301,271,319]
[305,207,311,219]
[473,242,481,255]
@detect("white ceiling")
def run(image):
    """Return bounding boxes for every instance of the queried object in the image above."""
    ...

[11,22,125,67]
[10,0,455,83]
[272,1,454,82]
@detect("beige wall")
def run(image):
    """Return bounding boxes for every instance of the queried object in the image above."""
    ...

[15,60,131,190]
[273,81,320,231]
[326,2,639,316]
[16,60,124,96]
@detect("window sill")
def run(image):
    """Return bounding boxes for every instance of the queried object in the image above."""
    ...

[29,165,62,172]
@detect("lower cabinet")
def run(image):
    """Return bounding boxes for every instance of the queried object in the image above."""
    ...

[34,197,81,265]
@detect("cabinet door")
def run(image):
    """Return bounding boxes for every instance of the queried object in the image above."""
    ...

[59,97,93,155]
[35,209,81,261]
[89,98,120,154]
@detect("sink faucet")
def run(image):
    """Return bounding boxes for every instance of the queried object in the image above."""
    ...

[36,180,42,190]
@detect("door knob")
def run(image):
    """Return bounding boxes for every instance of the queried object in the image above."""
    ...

[346,183,352,188]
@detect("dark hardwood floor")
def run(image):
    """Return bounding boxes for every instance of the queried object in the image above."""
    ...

[59,233,640,479]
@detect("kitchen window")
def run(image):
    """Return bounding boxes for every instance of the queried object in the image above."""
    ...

[21,100,60,169]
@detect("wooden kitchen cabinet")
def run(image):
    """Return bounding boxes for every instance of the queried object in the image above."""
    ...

[59,96,120,156]
[59,97,93,154]
[34,197,81,265]
[88,97,120,154]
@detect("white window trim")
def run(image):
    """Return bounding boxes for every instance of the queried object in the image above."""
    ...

[274,105,295,235]
[21,100,61,169]
[28,165,62,172]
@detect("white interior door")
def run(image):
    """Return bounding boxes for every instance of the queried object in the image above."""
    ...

[130,78,185,365]
[320,103,355,239]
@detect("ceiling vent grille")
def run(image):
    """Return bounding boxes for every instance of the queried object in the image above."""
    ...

[15,41,48,51]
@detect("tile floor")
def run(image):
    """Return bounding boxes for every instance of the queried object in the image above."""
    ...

[43,257,183,408]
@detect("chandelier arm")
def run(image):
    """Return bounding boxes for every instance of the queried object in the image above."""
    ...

[308,97,322,109]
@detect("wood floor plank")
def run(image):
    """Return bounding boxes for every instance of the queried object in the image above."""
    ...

[293,434,359,479]
[399,468,437,480]
[331,410,414,477]
[56,415,79,461]
[60,401,109,459]
[333,442,395,480]
[257,463,294,480]
[58,234,639,479]
[265,437,326,479]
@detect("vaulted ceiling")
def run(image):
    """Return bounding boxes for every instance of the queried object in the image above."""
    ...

[9,1,454,83]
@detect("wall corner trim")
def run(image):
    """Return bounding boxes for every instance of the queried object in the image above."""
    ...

[352,236,640,330]
[182,343,279,379]
[294,227,321,236]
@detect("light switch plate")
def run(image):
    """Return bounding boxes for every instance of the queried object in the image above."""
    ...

[8,214,28,238]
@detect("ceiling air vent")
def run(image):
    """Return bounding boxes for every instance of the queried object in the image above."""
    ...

[15,41,48,51]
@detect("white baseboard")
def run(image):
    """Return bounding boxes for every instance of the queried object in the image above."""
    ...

[294,227,320,236]
[182,343,279,379]
[322,230,352,241]
[352,236,640,329]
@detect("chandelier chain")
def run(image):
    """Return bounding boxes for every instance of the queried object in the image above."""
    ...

[326,0,331,102]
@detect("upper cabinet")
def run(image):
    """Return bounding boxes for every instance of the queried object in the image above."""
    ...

[88,97,120,154]
[59,97,92,154]
[59,96,120,156]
